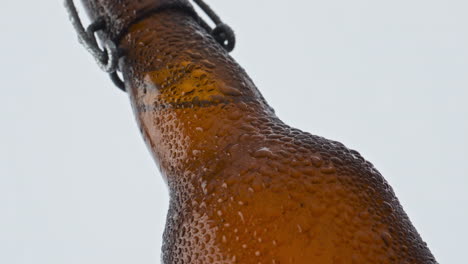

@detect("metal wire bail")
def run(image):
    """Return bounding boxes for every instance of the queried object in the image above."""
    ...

[192,0,236,52]
[64,0,126,91]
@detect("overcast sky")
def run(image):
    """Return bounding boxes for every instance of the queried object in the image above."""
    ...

[1,0,467,263]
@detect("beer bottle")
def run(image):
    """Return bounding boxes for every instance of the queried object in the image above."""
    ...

[72,0,437,263]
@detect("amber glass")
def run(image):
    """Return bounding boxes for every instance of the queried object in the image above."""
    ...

[109,8,437,264]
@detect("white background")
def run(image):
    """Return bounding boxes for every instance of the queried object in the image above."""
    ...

[1,0,467,263]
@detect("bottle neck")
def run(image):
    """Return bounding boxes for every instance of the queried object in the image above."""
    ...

[119,10,276,184]
[81,0,196,42]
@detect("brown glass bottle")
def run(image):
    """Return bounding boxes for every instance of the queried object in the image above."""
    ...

[80,1,437,263]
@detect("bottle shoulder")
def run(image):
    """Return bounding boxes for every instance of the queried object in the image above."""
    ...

[164,122,434,264]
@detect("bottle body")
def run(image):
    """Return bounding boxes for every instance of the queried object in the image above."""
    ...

[115,10,436,263]
[73,0,437,260]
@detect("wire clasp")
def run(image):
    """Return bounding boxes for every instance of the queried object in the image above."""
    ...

[64,0,125,91]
